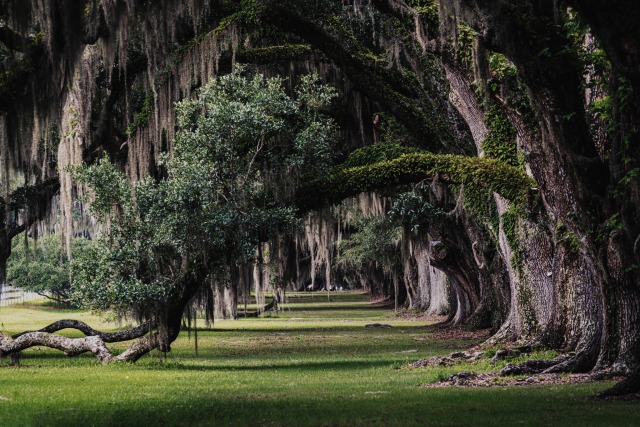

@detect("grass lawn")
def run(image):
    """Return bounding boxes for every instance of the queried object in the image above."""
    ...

[0,292,638,426]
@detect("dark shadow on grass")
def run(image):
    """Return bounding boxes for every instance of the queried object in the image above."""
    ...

[26,381,636,427]
[15,354,402,371]
[274,304,391,312]
[141,358,398,372]
[211,325,430,333]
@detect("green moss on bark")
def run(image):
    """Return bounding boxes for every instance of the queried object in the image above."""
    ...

[340,143,419,169]
[126,95,153,136]
[482,105,519,167]
[237,44,314,64]
[298,145,536,212]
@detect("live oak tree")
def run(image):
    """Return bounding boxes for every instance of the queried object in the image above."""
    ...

[1,0,639,397]
[253,0,640,395]
[0,69,337,362]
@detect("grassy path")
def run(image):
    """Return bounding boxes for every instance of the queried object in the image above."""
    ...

[1,292,638,426]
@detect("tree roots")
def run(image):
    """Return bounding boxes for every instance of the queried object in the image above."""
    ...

[500,354,573,376]
[410,348,634,393]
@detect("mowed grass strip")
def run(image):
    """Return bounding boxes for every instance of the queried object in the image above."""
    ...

[1,292,638,426]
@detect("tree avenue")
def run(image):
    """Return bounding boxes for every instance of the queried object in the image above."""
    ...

[0,0,639,397]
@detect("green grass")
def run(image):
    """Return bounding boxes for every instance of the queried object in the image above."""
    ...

[1,292,638,426]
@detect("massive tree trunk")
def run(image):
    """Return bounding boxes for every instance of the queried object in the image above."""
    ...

[436,0,640,381]
[0,233,8,284]
[371,0,640,387]
[574,2,640,388]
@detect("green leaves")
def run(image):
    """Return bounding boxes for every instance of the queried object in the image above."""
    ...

[481,105,520,168]
[7,234,92,306]
[69,157,133,221]
[338,214,401,268]
[70,68,338,316]
[388,191,446,233]
[340,143,419,169]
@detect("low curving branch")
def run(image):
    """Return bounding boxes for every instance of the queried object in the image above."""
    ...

[11,319,156,342]
[1,332,115,363]
[1,320,161,364]
[297,152,536,213]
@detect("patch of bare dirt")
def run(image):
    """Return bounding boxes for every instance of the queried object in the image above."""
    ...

[409,350,487,368]
[429,327,492,341]
[422,371,624,388]
[408,346,548,369]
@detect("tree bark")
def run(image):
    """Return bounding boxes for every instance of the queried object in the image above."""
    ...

[439,0,640,383]
[0,320,160,364]
[11,319,156,342]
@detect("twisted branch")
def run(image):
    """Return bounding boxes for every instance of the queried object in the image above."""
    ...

[2,320,160,364]
[11,319,156,342]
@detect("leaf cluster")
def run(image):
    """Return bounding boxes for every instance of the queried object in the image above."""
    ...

[7,234,91,306]
[338,214,401,268]
[70,68,339,315]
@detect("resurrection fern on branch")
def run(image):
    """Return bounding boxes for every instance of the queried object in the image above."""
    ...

[297,144,536,212]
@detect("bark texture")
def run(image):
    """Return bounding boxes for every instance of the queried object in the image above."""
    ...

[0,320,158,363]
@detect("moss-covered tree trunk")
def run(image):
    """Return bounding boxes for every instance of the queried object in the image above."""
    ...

[440,0,640,379]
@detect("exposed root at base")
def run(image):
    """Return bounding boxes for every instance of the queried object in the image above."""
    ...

[500,354,574,375]
[408,344,535,368]
[409,349,640,397]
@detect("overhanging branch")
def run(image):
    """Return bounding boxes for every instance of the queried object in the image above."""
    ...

[296,152,536,213]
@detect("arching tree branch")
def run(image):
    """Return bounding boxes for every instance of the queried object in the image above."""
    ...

[11,319,156,342]
[1,320,161,364]
[297,151,535,212]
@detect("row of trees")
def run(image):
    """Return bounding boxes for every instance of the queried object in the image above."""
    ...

[0,0,639,396]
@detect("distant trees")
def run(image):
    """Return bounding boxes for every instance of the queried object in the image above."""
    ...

[7,234,90,306]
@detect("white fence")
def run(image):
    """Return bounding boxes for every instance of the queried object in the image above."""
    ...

[0,284,41,307]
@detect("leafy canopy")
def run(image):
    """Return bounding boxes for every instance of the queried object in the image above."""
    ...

[71,68,338,316]
[7,234,92,306]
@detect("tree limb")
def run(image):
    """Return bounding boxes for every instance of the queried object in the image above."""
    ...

[296,152,535,213]
[2,320,161,364]
[0,24,30,52]
[1,332,115,363]
[11,319,156,342]
[240,295,280,317]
